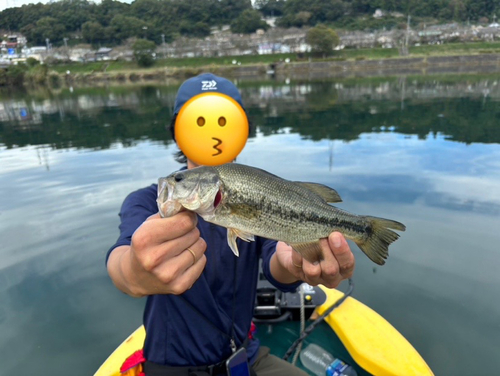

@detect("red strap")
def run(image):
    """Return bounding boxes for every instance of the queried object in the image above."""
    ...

[120,349,146,373]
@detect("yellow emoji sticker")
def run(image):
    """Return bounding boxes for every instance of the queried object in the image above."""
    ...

[175,92,249,166]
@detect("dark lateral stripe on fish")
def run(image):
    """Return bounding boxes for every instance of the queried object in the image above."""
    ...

[293,211,369,235]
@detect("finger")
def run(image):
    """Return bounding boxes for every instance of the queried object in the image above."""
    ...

[143,226,201,269]
[314,237,341,287]
[291,249,303,270]
[328,232,355,279]
[301,257,322,286]
[151,236,206,281]
[170,255,207,295]
[154,237,207,294]
[139,211,198,245]
[175,237,207,269]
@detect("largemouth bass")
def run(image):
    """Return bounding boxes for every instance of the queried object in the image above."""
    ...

[157,163,405,265]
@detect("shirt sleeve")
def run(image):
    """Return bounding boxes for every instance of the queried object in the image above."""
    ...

[260,238,302,293]
[105,185,158,265]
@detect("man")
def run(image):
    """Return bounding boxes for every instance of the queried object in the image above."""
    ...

[106,73,355,376]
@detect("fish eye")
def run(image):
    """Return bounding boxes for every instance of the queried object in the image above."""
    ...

[218,117,226,127]
[174,173,184,182]
[197,117,205,127]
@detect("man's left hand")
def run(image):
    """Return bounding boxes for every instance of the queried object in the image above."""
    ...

[274,232,355,288]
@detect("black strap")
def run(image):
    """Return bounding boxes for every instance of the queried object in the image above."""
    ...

[143,338,250,376]
[143,360,226,376]
[144,362,257,376]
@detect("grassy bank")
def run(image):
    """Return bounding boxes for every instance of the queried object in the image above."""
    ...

[3,40,500,87]
[49,41,500,75]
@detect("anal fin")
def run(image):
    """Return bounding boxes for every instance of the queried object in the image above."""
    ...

[290,241,324,264]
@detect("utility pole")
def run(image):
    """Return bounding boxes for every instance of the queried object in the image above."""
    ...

[402,15,411,56]
[45,38,50,59]
[161,33,165,58]
[63,37,69,60]
[405,15,411,50]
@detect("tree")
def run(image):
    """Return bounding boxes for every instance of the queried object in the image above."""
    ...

[129,0,164,20]
[465,0,496,21]
[295,11,313,26]
[82,21,106,44]
[49,0,93,32]
[305,24,339,57]
[109,15,145,42]
[133,38,156,67]
[179,21,211,38]
[230,9,269,34]
[217,0,253,25]
[23,17,66,45]
[95,0,130,26]
[254,0,284,17]
[351,0,378,14]
[278,0,346,26]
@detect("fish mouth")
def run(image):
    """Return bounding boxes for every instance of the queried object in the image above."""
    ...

[157,175,222,219]
[212,138,222,156]
[157,178,169,217]
[157,178,183,217]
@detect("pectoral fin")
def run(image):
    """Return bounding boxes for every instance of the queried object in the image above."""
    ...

[227,228,255,257]
[290,241,324,264]
[294,182,342,203]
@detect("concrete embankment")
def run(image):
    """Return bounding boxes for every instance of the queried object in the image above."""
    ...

[266,53,500,79]
[60,53,500,86]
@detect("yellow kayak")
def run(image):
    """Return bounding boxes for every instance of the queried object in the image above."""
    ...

[315,286,433,376]
[95,286,433,376]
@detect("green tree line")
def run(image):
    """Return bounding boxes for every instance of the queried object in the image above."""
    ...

[1,0,499,47]
[258,0,500,27]
[0,0,259,46]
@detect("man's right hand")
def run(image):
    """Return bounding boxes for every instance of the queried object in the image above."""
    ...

[107,211,207,297]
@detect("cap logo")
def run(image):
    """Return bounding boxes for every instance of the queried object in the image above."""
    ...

[201,80,217,90]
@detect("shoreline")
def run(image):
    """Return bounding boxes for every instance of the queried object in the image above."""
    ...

[13,52,500,88]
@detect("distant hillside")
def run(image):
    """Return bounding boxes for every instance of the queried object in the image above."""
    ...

[0,0,499,47]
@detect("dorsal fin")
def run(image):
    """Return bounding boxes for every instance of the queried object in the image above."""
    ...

[294,182,342,203]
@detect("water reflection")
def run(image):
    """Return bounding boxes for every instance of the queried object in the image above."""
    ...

[1,76,500,151]
[1,76,499,376]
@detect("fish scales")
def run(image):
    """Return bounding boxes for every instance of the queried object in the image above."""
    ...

[157,163,406,265]
[213,163,366,243]
[215,167,360,243]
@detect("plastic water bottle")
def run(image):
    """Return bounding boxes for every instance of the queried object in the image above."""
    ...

[299,344,357,376]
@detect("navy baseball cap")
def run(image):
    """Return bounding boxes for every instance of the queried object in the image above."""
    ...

[173,73,245,115]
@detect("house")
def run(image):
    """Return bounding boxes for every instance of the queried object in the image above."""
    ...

[95,47,113,61]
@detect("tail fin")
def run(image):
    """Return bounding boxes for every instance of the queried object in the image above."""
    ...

[354,216,406,265]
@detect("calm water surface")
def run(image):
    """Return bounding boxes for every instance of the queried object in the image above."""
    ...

[1,76,499,376]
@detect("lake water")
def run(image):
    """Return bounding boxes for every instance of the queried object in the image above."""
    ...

[1,75,499,376]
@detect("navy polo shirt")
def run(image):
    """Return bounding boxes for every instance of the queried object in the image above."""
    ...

[107,183,301,366]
